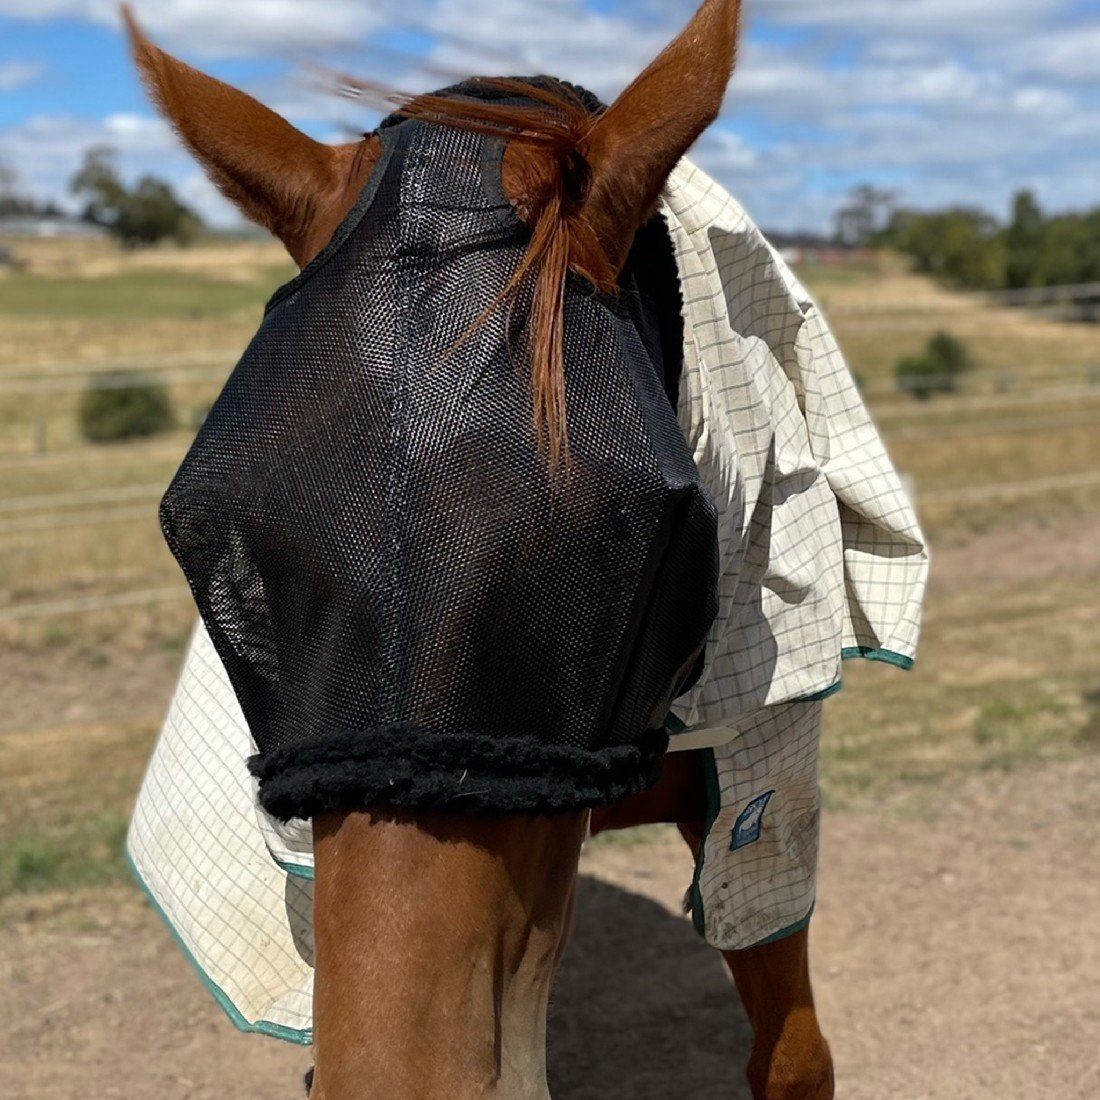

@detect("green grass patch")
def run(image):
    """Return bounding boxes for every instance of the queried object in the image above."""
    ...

[0,267,293,321]
[0,814,130,900]
[821,674,1098,815]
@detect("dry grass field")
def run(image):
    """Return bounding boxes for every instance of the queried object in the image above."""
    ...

[1,236,1098,1097]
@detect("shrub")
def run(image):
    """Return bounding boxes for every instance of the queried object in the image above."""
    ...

[896,331,973,400]
[78,372,175,442]
[927,332,972,377]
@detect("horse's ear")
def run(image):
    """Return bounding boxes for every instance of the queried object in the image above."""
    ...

[583,0,743,275]
[121,5,354,265]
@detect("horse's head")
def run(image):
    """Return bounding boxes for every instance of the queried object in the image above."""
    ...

[123,1,741,458]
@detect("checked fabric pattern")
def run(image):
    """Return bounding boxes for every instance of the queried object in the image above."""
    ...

[663,158,927,740]
[128,623,315,1042]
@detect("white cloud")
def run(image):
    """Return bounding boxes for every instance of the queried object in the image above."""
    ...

[412,0,666,100]
[1011,86,1075,118]
[2,111,175,161]
[0,0,392,57]
[765,0,1065,38]
[0,60,43,91]
[695,129,764,175]
[176,171,240,227]
[1005,23,1100,84]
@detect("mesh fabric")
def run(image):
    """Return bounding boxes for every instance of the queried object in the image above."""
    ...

[160,83,719,820]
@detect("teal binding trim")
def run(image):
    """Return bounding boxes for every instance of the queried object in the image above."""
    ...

[689,749,722,938]
[749,903,815,948]
[666,713,688,735]
[274,857,315,882]
[669,646,912,726]
[795,648,914,705]
[799,680,842,703]
[126,849,313,1047]
[841,646,914,670]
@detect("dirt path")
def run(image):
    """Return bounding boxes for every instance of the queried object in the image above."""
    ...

[2,755,1097,1100]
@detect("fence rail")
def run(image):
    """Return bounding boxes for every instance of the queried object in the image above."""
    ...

[873,384,1100,419]
[0,483,164,513]
[2,372,1099,464]
[0,586,188,623]
[0,349,239,375]
[0,442,185,471]
[8,361,1097,400]
[887,410,1100,441]
[0,365,230,397]
[0,506,155,536]
[824,280,1100,317]
[918,469,1100,505]
[3,329,1100,469]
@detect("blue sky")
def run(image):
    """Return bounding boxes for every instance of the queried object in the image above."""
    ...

[1,0,1097,233]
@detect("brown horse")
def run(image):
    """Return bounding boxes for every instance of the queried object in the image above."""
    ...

[124,3,834,1097]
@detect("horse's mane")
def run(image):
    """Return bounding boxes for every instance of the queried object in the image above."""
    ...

[355,77,619,467]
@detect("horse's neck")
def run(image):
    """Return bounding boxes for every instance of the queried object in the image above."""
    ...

[309,808,587,1099]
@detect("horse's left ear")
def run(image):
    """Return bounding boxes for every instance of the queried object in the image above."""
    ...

[583,0,743,275]
[121,5,358,265]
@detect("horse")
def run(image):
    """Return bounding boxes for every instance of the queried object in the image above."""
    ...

[123,3,835,1097]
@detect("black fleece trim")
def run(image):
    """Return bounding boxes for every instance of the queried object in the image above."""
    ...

[249,724,669,822]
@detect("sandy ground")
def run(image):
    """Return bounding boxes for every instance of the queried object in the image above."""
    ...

[2,753,1097,1100]
[2,515,1099,1099]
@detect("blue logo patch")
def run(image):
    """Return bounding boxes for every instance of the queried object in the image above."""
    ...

[731,791,775,851]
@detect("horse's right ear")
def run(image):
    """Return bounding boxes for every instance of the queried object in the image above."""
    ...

[582,0,743,275]
[121,5,358,265]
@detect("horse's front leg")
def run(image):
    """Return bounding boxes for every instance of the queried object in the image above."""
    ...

[724,928,834,1100]
[311,807,587,1100]
[678,822,834,1100]
[592,752,834,1100]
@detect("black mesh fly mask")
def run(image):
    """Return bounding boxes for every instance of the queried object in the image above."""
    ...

[159,81,719,821]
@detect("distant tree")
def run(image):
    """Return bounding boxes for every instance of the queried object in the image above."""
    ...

[926,332,972,377]
[0,158,71,219]
[896,331,973,400]
[0,159,17,204]
[882,207,1007,290]
[70,145,203,247]
[1015,209,1100,289]
[895,355,939,400]
[835,184,898,247]
[70,146,127,226]
[1005,190,1045,289]
[117,176,204,246]
[1070,210,1100,284]
[0,158,39,217]
[865,185,1100,294]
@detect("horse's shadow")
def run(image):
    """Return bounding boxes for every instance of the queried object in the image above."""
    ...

[548,874,753,1099]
